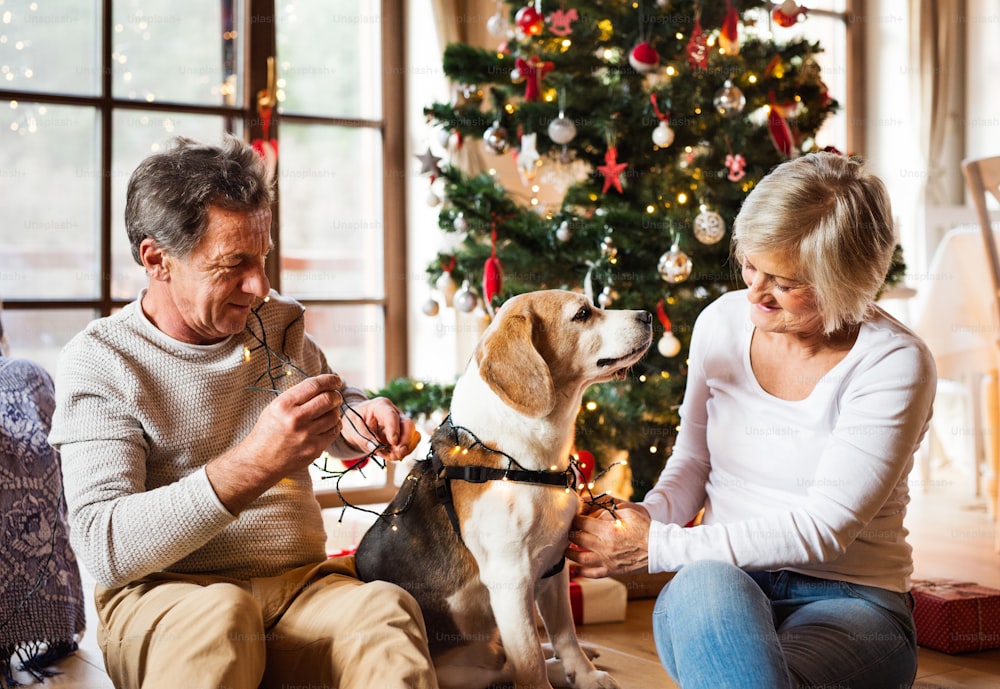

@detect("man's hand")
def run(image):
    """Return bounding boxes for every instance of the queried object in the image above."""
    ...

[207,373,346,514]
[566,503,652,579]
[339,397,421,462]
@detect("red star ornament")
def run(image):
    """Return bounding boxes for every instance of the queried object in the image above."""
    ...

[597,146,628,194]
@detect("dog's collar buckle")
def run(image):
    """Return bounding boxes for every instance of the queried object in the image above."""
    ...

[458,465,490,483]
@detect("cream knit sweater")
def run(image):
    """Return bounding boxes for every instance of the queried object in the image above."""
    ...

[49,291,367,589]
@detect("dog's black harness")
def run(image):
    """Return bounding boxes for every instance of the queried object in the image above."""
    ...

[426,415,576,579]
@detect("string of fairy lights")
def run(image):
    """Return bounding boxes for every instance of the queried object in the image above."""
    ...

[245,297,623,528]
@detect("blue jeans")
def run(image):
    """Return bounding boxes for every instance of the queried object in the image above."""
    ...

[652,560,917,689]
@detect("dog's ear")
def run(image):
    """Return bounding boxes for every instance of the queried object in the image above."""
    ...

[476,311,556,418]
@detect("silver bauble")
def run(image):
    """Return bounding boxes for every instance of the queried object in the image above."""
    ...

[657,245,693,283]
[483,123,511,155]
[713,80,746,117]
[453,280,478,313]
[547,115,577,145]
[693,210,726,244]
[422,298,440,317]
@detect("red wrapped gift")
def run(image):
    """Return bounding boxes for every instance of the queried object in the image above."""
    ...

[569,577,628,625]
[911,579,1000,653]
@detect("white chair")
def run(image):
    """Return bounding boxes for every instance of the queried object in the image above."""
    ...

[961,155,1000,548]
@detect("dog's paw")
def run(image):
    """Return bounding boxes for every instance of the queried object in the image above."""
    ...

[573,670,621,689]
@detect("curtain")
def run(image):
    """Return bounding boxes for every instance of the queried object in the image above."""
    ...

[912,0,967,206]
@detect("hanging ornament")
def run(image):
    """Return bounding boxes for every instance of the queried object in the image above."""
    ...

[548,7,578,36]
[436,257,457,307]
[548,89,577,145]
[416,147,442,175]
[515,3,545,35]
[426,188,441,206]
[548,115,577,145]
[435,126,452,149]
[767,95,794,157]
[658,243,693,283]
[719,0,740,55]
[453,280,478,313]
[453,212,468,232]
[713,80,746,117]
[629,41,660,74]
[693,209,726,244]
[656,300,682,357]
[422,297,440,317]
[600,234,619,264]
[650,94,675,148]
[772,0,808,27]
[556,220,572,242]
[598,286,615,308]
[252,57,279,182]
[652,121,675,148]
[482,219,504,310]
[725,152,747,182]
[517,132,540,180]
[483,121,511,155]
[487,0,512,37]
[515,56,554,102]
[597,145,628,194]
[686,11,709,72]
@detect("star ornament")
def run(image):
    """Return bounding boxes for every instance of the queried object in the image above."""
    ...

[597,146,628,194]
[416,147,442,176]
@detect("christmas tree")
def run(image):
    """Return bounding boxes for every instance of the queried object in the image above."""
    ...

[397,0,903,499]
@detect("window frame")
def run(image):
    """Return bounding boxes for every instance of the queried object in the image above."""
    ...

[0,0,407,507]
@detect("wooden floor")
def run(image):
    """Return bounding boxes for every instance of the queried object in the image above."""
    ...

[10,461,1000,689]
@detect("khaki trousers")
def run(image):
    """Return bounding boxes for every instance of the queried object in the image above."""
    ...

[93,557,438,689]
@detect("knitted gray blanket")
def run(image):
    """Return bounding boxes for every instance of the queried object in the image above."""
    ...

[0,358,85,687]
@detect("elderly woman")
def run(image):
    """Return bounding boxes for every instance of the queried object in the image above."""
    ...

[567,152,936,689]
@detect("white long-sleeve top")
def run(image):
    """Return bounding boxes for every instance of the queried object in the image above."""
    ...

[641,290,936,592]
[49,291,367,589]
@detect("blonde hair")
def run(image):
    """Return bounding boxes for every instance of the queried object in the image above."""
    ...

[732,152,895,335]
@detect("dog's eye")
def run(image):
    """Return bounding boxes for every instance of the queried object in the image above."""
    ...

[572,305,591,322]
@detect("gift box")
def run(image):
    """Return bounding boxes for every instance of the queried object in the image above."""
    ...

[911,579,1000,653]
[570,577,628,625]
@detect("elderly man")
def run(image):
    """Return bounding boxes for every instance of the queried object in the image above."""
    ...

[50,136,437,689]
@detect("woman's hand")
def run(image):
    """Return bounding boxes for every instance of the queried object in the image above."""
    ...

[566,502,652,578]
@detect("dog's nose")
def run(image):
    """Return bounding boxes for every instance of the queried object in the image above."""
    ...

[637,311,652,324]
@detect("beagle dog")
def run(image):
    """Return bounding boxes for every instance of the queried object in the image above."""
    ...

[355,289,652,689]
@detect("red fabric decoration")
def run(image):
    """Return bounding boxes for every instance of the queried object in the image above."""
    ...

[515,56,554,102]
[719,0,740,54]
[686,16,708,71]
[772,1,808,27]
[767,99,794,157]
[655,300,672,331]
[482,220,504,305]
[597,146,628,194]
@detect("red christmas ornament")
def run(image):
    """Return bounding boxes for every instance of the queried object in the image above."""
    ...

[597,145,628,194]
[768,102,794,157]
[686,16,708,71]
[548,7,578,36]
[482,220,504,306]
[515,4,545,35]
[772,0,808,27]
[515,56,554,102]
[719,0,740,55]
[628,41,660,73]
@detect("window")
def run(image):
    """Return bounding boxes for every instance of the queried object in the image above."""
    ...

[0,0,406,505]
[0,0,405,388]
